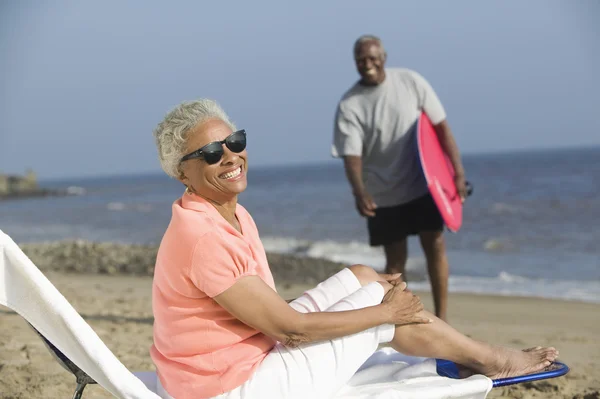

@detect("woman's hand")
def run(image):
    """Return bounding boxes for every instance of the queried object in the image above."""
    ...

[380,281,432,326]
[378,272,404,285]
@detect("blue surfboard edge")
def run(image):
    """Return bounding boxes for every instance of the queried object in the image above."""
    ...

[435,358,569,387]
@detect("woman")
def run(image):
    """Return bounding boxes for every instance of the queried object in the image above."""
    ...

[150,99,558,399]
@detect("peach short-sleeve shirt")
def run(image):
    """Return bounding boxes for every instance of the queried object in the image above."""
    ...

[150,193,277,399]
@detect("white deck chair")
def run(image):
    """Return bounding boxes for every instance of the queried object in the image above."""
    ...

[0,229,160,399]
[0,229,567,398]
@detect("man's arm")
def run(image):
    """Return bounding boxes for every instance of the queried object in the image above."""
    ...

[433,120,467,200]
[342,156,366,197]
[332,102,377,216]
[343,156,376,217]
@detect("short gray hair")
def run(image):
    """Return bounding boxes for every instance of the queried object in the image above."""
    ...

[153,99,237,178]
[353,34,386,58]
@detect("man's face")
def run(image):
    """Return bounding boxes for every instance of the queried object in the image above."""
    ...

[354,41,386,86]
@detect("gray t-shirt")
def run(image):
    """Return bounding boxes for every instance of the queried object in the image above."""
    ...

[332,68,447,207]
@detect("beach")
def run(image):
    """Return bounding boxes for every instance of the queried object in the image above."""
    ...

[1,242,599,399]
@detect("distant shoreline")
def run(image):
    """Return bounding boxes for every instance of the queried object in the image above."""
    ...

[0,187,69,201]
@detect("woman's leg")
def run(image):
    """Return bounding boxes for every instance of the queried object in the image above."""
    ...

[387,311,558,379]
[288,268,361,313]
[290,264,556,383]
[345,265,558,379]
[287,264,382,314]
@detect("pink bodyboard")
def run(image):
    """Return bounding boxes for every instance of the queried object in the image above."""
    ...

[417,112,463,232]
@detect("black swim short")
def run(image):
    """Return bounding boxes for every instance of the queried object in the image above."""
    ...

[367,193,444,246]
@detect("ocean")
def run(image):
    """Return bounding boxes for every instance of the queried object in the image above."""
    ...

[1,146,599,303]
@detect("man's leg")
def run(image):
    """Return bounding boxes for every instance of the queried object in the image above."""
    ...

[389,310,558,379]
[419,230,449,321]
[368,204,409,277]
[383,239,408,276]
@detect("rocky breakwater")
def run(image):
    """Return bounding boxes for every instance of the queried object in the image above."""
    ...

[0,170,85,201]
[0,186,83,201]
[19,240,348,285]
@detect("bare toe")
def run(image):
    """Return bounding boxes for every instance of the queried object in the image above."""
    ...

[541,348,558,362]
[523,346,542,352]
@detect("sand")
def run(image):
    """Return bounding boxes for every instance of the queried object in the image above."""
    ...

[1,271,599,399]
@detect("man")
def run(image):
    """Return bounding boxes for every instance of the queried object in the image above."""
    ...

[331,35,467,321]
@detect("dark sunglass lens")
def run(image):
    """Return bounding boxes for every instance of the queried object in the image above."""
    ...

[202,149,224,165]
[226,131,246,153]
[200,142,225,164]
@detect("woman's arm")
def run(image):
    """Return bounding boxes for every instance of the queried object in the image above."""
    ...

[213,275,427,347]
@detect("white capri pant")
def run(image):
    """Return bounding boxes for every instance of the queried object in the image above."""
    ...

[158,268,395,399]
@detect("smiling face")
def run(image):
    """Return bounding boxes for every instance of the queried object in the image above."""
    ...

[354,40,386,86]
[178,118,248,204]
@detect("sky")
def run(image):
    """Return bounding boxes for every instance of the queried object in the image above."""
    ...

[0,1,598,179]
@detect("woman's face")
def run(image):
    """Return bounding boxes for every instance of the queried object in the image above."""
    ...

[178,118,248,203]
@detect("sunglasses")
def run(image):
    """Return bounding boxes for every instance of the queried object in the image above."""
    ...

[180,129,246,165]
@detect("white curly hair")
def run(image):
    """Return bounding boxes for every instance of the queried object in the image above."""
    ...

[153,99,237,178]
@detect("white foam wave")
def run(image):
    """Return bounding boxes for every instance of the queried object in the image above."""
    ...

[107,202,126,211]
[483,238,514,252]
[261,236,424,273]
[261,236,600,304]
[497,271,528,283]
[491,202,520,215]
[66,186,86,196]
[408,274,600,304]
[106,202,153,212]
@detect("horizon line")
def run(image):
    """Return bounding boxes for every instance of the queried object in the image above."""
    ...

[14,142,600,183]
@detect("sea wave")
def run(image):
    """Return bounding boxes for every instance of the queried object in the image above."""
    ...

[490,202,521,215]
[106,202,153,212]
[261,236,600,304]
[262,236,410,271]
[408,274,600,304]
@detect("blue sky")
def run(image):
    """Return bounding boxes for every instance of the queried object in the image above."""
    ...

[1,1,598,179]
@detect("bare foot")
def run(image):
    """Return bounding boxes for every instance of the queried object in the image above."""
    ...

[478,346,559,379]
